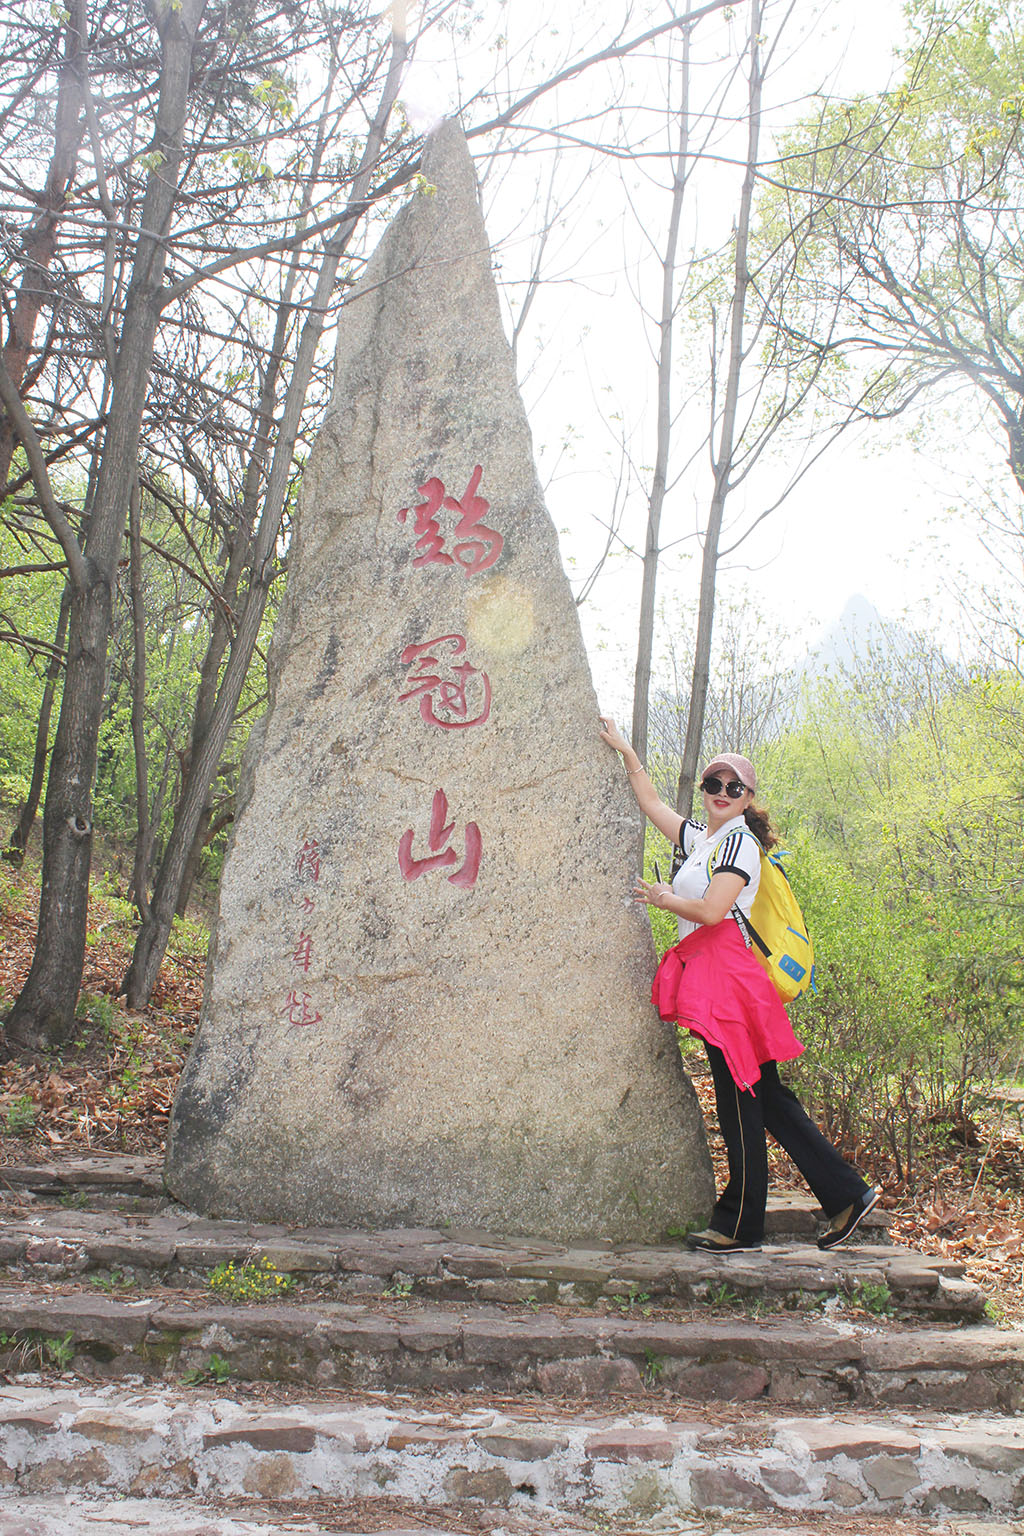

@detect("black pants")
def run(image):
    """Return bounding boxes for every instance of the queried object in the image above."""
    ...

[704,1042,871,1244]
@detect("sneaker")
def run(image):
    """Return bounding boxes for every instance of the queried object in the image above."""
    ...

[817,1188,880,1250]
[684,1228,762,1253]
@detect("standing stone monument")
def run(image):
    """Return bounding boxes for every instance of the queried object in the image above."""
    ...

[165,119,714,1240]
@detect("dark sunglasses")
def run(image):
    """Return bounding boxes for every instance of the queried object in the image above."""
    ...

[700,775,748,799]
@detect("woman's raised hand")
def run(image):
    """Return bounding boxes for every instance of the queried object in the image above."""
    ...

[598,714,628,754]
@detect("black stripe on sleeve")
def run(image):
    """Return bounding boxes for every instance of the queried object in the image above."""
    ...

[671,818,689,879]
[711,830,752,884]
[713,862,751,885]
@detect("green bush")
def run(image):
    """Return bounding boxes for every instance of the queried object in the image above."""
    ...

[770,833,1022,1181]
[75,992,117,1037]
[169,913,210,960]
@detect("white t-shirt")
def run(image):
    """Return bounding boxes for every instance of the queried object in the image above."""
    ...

[671,815,761,941]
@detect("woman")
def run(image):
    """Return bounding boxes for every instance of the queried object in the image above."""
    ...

[599,717,878,1253]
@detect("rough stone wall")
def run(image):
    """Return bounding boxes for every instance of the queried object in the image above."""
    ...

[164,119,713,1239]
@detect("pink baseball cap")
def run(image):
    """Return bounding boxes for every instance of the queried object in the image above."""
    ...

[701,753,756,793]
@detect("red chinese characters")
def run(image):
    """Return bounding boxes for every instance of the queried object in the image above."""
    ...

[284,838,324,1025]
[394,462,497,889]
[284,990,321,1028]
[398,789,482,889]
[398,634,491,730]
[397,465,503,575]
[295,839,321,883]
[292,931,313,973]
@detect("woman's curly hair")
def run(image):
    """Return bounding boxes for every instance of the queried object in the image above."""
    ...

[744,801,779,850]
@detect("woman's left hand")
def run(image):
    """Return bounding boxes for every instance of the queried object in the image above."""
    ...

[635,878,672,909]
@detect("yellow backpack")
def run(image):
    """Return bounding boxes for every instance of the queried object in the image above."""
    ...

[738,834,814,1003]
[703,830,815,1004]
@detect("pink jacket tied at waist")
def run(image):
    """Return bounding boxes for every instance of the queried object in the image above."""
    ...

[652,919,804,1092]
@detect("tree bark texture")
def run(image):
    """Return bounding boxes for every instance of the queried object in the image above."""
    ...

[6,583,72,859]
[174,803,213,919]
[128,482,153,922]
[5,571,110,1048]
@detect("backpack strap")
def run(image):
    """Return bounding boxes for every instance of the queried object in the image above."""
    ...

[736,908,770,958]
[706,825,769,956]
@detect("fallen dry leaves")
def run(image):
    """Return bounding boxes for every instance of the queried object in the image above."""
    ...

[1,862,201,1157]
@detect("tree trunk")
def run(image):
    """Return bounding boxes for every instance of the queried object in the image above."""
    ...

[676,0,762,813]
[631,9,691,772]
[4,568,111,1049]
[128,481,153,922]
[174,802,234,917]
[0,0,86,487]
[6,583,72,859]
[123,553,278,1005]
[4,0,208,1053]
[174,802,212,918]
[628,20,692,870]
[126,39,334,944]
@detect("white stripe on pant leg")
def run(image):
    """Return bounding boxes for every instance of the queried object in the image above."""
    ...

[730,1080,747,1240]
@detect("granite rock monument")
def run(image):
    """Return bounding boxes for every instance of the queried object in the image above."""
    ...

[164,120,714,1239]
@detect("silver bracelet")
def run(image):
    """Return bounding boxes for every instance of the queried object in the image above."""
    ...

[626,764,644,775]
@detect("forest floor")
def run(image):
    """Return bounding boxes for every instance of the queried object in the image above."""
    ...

[1,856,1022,1325]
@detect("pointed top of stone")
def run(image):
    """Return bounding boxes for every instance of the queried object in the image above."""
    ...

[165,117,712,1241]
[422,114,480,190]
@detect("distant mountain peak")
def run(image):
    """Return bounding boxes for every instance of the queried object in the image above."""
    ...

[802,594,909,677]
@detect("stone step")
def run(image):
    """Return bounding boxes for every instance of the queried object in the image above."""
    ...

[0,1284,1018,1411]
[0,1176,977,1327]
[2,1383,1024,1524]
[0,1156,166,1203]
[0,1155,891,1238]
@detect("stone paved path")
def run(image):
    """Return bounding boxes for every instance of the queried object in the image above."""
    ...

[1,1156,1021,1533]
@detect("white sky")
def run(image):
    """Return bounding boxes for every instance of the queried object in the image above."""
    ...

[401,0,1008,706]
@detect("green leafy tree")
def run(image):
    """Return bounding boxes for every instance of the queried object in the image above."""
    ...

[762,633,1023,1176]
[770,0,1024,490]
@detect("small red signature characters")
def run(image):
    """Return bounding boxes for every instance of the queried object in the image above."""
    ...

[398,634,492,730]
[292,931,314,973]
[295,839,321,883]
[288,840,322,1024]
[397,464,503,575]
[284,989,322,1027]
[398,789,482,889]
